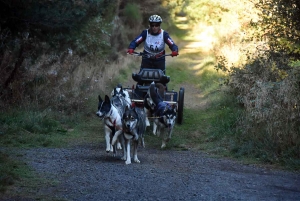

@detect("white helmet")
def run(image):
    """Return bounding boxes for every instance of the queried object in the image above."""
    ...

[149,15,162,23]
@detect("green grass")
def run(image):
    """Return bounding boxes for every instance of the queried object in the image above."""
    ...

[0,110,70,148]
[0,151,20,193]
[0,107,100,194]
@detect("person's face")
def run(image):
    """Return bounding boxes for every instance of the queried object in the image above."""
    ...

[150,23,160,33]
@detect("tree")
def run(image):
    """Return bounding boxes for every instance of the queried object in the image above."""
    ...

[0,0,107,100]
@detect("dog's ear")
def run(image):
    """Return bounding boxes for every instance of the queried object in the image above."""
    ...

[98,95,103,102]
[104,95,110,103]
[114,88,117,94]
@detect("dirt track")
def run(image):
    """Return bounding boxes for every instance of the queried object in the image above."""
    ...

[2,141,300,201]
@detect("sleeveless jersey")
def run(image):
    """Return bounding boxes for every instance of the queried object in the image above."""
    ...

[144,30,165,54]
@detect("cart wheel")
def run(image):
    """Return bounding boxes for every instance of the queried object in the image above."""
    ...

[177,87,184,124]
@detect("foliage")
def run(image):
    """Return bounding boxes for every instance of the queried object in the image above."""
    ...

[230,52,300,164]
[123,3,142,28]
[0,0,108,56]
[0,0,116,108]
[0,0,106,38]
[252,0,300,58]
[214,0,300,165]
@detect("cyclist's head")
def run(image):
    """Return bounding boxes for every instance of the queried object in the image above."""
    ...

[149,15,162,24]
[149,15,162,34]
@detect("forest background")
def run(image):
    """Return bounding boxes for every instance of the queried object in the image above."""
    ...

[0,0,299,192]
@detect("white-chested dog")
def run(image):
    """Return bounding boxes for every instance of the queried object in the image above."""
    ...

[153,104,177,148]
[96,95,126,159]
[119,106,146,165]
[145,82,177,148]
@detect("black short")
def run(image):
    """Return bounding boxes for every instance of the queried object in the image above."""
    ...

[141,58,165,73]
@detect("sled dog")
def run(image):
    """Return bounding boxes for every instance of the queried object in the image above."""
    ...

[96,94,126,159]
[145,82,177,148]
[121,106,147,164]
[143,82,165,126]
[111,83,131,108]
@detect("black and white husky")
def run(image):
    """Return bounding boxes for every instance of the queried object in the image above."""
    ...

[145,82,177,148]
[120,106,146,164]
[111,84,131,108]
[96,94,126,159]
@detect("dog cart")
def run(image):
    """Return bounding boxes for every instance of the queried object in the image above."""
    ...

[125,52,185,124]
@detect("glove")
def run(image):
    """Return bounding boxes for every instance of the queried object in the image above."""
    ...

[127,49,134,54]
[171,51,178,57]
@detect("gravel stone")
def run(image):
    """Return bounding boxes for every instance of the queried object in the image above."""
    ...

[2,142,299,201]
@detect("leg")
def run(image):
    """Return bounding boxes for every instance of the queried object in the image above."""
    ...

[140,135,145,148]
[104,126,112,153]
[167,128,173,142]
[112,144,117,157]
[144,108,150,127]
[119,134,127,161]
[117,141,122,149]
[111,130,122,146]
[133,140,140,163]
[161,128,167,149]
[153,121,157,135]
[153,120,161,136]
[161,140,166,149]
[125,139,131,165]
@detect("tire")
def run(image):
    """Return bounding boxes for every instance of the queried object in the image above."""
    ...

[177,87,184,124]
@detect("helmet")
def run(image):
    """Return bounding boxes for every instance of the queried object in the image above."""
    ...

[149,15,162,23]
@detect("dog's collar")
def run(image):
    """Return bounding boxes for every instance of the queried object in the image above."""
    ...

[108,117,116,126]
[104,109,117,127]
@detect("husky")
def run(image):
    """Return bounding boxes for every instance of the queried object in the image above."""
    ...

[143,82,165,126]
[153,104,177,148]
[112,83,151,128]
[111,83,131,108]
[145,82,177,148]
[96,94,126,159]
[120,106,147,164]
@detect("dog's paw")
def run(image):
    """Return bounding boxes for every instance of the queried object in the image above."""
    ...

[141,138,145,148]
[125,160,131,165]
[117,142,122,149]
[161,142,166,149]
[145,118,150,126]
[134,158,140,163]
[134,134,139,141]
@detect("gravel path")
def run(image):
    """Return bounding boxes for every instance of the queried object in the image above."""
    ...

[2,142,299,201]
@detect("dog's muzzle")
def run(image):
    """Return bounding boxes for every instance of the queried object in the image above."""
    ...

[125,124,133,132]
[96,112,105,120]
